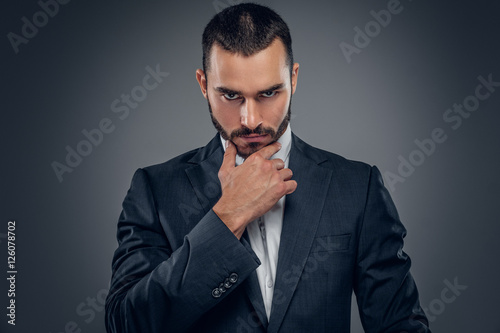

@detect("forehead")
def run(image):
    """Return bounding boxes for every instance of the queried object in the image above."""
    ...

[207,39,289,92]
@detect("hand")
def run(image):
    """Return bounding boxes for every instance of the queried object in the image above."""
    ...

[213,141,297,239]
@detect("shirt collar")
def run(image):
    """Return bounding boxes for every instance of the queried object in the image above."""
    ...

[220,125,292,166]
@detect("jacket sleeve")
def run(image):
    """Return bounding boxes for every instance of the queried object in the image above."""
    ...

[105,168,260,332]
[354,166,431,333]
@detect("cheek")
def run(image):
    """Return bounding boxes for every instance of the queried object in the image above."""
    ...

[209,96,240,126]
[265,93,290,124]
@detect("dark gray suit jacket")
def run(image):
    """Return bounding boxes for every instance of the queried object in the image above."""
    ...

[105,133,430,332]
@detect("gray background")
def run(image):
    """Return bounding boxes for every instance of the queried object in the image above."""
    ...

[2,0,499,332]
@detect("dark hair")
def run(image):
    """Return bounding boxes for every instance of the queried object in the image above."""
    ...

[202,3,293,75]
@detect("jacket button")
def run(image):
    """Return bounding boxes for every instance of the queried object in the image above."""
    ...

[219,283,226,293]
[212,288,222,298]
[229,273,238,284]
[224,278,232,289]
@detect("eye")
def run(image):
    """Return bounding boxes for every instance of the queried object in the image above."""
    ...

[261,91,277,98]
[224,93,240,100]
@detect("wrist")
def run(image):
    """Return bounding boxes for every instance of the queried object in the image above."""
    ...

[213,201,248,239]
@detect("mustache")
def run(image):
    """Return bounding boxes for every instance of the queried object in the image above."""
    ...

[230,125,276,140]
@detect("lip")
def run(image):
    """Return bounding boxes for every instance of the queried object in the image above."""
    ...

[239,134,268,143]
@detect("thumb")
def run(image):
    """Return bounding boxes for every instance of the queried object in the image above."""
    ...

[220,140,237,171]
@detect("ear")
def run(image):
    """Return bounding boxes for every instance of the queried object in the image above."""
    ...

[291,63,300,95]
[196,69,208,99]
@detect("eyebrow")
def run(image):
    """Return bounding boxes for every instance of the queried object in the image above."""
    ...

[214,83,285,96]
[258,83,284,94]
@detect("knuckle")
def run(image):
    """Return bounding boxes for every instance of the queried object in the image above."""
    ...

[280,168,292,179]
[261,160,273,171]
[276,181,287,194]
[218,170,227,180]
[270,172,280,183]
[247,154,260,163]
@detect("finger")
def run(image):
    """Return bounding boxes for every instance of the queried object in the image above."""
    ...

[272,158,285,170]
[220,140,237,171]
[257,141,282,160]
[278,168,293,181]
[284,179,298,195]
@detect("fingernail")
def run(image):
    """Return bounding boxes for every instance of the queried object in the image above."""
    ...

[225,141,229,149]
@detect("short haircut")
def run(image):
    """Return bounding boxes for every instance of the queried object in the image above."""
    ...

[202,3,294,75]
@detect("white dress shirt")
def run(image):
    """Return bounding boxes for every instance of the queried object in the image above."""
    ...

[220,125,292,319]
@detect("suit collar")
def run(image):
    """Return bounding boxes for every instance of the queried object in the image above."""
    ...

[187,134,223,165]
[184,135,223,219]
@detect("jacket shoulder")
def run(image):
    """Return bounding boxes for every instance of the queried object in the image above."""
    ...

[140,135,221,181]
[141,147,201,178]
[292,134,372,177]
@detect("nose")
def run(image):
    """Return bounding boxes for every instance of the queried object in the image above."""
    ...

[240,99,262,130]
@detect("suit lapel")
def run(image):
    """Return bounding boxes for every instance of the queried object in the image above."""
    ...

[241,231,269,329]
[267,134,333,333]
[184,136,224,218]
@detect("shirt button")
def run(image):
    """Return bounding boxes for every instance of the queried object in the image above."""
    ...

[229,273,238,284]
[267,280,273,288]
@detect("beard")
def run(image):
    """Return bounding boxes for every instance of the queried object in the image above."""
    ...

[207,97,292,159]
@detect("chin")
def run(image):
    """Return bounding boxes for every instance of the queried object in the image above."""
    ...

[235,142,269,159]
[235,147,256,159]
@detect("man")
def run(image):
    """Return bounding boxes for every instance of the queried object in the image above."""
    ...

[105,3,431,332]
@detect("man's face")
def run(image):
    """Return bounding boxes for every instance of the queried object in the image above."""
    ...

[196,39,299,158]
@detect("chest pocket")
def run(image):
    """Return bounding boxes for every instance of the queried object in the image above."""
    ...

[310,234,351,253]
